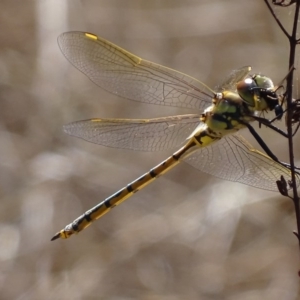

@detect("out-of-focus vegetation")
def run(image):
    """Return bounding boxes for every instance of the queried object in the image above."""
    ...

[1,1,300,299]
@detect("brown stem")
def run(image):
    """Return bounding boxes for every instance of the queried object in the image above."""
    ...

[264,0,291,38]
[286,1,300,246]
[264,0,300,247]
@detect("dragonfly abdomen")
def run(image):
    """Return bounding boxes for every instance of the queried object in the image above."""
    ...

[51,138,201,240]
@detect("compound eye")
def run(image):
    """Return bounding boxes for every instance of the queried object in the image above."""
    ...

[254,74,274,90]
[237,78,257,107]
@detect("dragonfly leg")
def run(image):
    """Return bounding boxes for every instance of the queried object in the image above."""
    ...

[242,121,294,171]
[252,115,289,137]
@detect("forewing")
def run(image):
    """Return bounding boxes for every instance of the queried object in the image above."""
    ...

[215,66,251,92]
[64,114,201,151]
[58,31,215,111]
[184,133,299,191]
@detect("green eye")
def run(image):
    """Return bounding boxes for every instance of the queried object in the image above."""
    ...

[252,74,280,114]
[253,74,274,90]
[236,77,257,106]
[237,74,277,111]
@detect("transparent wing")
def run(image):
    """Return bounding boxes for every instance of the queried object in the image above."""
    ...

[64,114,201,151]
[58,31,215,111]
[214,66,251,92]
[184,133,299,191]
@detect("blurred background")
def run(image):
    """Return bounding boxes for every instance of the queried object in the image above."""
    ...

[1,0,300,299]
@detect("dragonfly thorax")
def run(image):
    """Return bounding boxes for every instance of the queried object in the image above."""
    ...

[203,90,252,134]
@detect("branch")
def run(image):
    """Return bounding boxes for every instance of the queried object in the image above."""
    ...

[264,0,291,39]
[266,0,300,252]
[285,0,300,247]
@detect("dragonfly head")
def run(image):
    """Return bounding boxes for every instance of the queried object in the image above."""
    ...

[237,75,281,117]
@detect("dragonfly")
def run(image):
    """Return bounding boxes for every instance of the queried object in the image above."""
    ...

[51,31,299,241]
